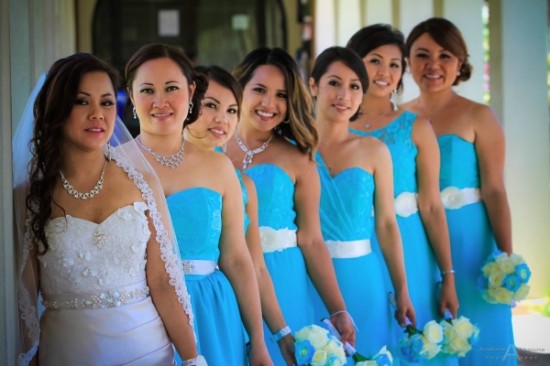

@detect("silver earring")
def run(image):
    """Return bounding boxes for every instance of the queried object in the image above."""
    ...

[107,141,112,161]
[189,102,194,115]
[132,106,137,119]
[390,90,398,112]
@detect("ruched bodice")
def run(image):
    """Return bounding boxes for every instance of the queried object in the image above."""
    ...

[40,202,149,298]
[438,134,480,189]
[167,187,222,262]
[245,164,297,230]
[350,111,418,195]
[316,153,374,241]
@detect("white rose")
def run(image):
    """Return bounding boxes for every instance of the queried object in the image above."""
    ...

[423,320,444,344]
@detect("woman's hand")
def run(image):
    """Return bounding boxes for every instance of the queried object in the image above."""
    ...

[248,341,273,366]
[439,276,459,318]
[330,311,356,346]
[395,291,416,327]
[277,334,296,365]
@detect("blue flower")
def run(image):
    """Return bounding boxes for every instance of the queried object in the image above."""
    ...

[374,353,392,366]
[503,274,521,292]
[515,263,531,283]
[295,339,315,365]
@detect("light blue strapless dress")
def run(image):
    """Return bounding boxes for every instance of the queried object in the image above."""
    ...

[351,111,457,366]
[314,153,393,358]
[438,134,517,366]
[245,164,315,366]
[167,188,247,366]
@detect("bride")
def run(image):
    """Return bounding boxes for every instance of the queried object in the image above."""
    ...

[13,53,205,366]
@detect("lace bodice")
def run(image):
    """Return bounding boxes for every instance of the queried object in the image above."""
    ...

[39,202,149,298]
[245,164,297,230]
[438,134,480,189]
[350,111,418,195]
[316,154,375,241]
[167,187,222,262]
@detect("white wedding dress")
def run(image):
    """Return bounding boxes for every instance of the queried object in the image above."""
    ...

[38,201,175,365]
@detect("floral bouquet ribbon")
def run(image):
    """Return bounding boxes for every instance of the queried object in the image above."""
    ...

[438,310,480,358]
[294,324,347,365]
[321,319,393,365]
[478,249,531,305]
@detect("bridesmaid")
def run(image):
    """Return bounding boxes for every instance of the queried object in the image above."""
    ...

[186,65,295,365]
[224,47,355,365]
[125,44,271,366]
[403,17,517,366]
[309,46,415,358]
[346,25,459,357]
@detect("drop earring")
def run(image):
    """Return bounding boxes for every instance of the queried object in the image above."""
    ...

[132,106,137,119]
[106,141,112,161]
[390,90,398,112]
[189,102,194,115]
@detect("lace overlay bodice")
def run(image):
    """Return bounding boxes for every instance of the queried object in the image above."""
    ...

[316,154,374,241]
[350,111,418,195]
[167,187,222,262]
[438,134,480,189]
[245,164,297,230]
[39,202,150,298]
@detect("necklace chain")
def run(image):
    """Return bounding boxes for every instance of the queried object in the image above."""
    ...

[235,135,274,169]
[136,137,185,169]
[59,161,106,200]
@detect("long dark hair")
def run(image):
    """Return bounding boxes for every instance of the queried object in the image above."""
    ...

[125,43,208,126]
[233,47,318,159]
[346,23,406,93]
[310,46,368,121]
[28,53,120,254]
[405,17,472,85]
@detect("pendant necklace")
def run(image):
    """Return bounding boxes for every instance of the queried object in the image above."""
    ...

[235,134,274,169]
[59,160,107,200]
[136,136,185,169]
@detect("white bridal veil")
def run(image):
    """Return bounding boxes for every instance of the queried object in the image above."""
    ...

[12,73,195,364]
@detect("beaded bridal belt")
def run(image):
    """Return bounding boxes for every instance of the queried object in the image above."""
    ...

[43,282,150,310]
[181,259,217,275]
[440,187,481,210]
[394,192,418,218]
[326,239,372,259]
[259,227,298,253]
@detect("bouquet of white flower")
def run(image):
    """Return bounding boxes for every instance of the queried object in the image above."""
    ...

[294,324,347,366]
[478,250,531,305]
[438,310,479,357]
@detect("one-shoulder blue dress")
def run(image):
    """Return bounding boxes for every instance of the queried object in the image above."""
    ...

[314,152,393,358]
[167,188,247,365]
[438,134,517,366]
[351,111,457,365]
[245,164,315,366]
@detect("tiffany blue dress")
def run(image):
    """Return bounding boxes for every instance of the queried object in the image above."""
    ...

[351,111,457,365]
[438,134,517,366]
[245,164,315,366]
[314,152,393,358]
[167,188,247,366]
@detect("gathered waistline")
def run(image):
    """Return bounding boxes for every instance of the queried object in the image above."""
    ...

[259,227,298,253]
[394,191,418,218]
[326,239,372,259]
[182,259,217,275]
[43,282,149,310]
[440,187,481,210]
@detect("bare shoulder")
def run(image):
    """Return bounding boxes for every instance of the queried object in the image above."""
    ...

[401,98,421,114]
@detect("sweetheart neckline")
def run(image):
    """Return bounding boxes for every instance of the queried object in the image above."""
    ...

[48,202,146,226]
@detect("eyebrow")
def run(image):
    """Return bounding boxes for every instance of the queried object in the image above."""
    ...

[327,74,360,82]
[415,47,448,53]
[371,53,402,62]
[138,80,180,87]
[204,96,220,104]
[78,91,114,97]
[252,83,286,93]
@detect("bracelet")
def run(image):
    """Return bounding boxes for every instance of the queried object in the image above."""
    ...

[330,310,350,318]
[441,269,455,276]
[272,325,292,342]
[182,355,207,366]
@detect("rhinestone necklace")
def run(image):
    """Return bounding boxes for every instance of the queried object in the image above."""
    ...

[59,161,106,200]
[235,134,274,169]
[136,137,185,169]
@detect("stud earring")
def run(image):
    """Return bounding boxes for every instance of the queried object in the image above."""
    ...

[132,106,137,119]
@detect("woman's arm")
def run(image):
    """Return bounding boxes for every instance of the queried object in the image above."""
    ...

[242,174,295,365]
[475,105,513,254]
[293,157,356,345]
[372,142,416,326]
[218,166,271,366]
[413,117,459,317]
[145,213,198,361]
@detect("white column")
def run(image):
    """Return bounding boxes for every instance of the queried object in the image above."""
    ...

[364,0,392,26]
[334,0,361,46]
[314,0,336,56]
[489,0,550,298]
